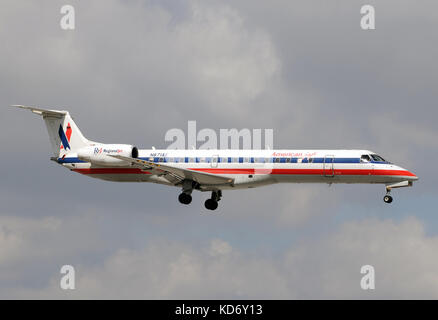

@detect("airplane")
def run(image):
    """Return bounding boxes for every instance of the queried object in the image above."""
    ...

[13,105,418,210]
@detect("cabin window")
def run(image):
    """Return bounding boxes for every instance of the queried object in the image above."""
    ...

[360,155,371,163]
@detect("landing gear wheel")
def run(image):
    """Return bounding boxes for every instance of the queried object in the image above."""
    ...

[178,193,192,205]
[383,195,393,204]
[204,199,218,210]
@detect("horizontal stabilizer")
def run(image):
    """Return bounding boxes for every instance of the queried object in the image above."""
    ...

[11,105,68,118]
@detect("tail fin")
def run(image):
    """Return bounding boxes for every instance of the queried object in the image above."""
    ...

[13,105,90,157]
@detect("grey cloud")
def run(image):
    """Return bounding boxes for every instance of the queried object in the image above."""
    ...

[5,217,438,299]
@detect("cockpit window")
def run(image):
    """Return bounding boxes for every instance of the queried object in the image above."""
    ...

[360,154,371,162]
[370,154,386,162]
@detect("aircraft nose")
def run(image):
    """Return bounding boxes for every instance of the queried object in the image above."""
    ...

[405,168,418,181]
[410,172,419,181]
[397,165,418,181]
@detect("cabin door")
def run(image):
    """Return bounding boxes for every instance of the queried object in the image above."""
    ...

[323,155,335,177]
[211,155,219,168]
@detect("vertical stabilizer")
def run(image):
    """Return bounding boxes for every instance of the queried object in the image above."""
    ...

[13,105,90,157]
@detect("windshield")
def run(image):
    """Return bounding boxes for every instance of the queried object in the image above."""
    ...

[370,154,387,162]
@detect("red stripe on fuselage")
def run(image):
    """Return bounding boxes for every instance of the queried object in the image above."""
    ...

[190,168,415,177]
[73,168,151,175]
[71,167,415,178]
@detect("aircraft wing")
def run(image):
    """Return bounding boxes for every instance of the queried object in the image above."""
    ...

[110,155,234,187]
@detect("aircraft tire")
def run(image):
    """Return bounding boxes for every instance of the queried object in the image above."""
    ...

[179,193,192,205]
[383,195,393,203]
[205,199,218,210]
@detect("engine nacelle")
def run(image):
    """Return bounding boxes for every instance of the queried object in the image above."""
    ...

[77,144,138,166]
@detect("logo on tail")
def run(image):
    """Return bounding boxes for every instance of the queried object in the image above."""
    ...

[59,123,72,150]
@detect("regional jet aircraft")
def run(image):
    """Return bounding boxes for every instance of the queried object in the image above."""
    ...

[14,106,418,210]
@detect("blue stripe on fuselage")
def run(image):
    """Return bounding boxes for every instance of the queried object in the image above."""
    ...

[57,157,86,164]
[59,156,389,165]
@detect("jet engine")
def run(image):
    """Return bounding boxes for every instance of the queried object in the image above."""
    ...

[77,144,138,166]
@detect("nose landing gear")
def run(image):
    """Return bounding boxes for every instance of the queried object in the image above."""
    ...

[383,194,393,203]
[383,186,393,204]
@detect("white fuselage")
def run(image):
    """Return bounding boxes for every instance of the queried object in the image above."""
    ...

[58,149,418,191]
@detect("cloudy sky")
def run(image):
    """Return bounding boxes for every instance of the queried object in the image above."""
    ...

[1,0,437,299]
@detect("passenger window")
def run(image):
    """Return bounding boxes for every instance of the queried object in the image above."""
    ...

[360,155,371,163]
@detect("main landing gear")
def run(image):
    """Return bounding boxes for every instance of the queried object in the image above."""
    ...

[204,190,222,211]
[178,180,194,205]
[177,179,222,210]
